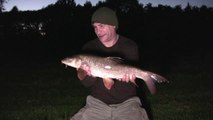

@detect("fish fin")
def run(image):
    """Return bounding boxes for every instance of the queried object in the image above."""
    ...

[106,57,124,64]
[140,71,168,94]
[103,78,114,90]
[146,71,168,83]
[77,68,87,80]
[131,80,139,87]
[144,79,157,95]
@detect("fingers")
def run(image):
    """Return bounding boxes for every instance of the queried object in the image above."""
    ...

[80,64,91,76]
[121,74,136,83]
[76,64,91,80]
[77,68,87,80]
[103,78,114,90]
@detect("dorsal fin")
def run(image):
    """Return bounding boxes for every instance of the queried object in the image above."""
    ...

[106,57,124,64]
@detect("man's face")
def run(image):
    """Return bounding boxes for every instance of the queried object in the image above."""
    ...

[93,22,116,43]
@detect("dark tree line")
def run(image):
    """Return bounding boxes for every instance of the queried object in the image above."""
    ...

[0,0,7,12]
[0,0,213,68]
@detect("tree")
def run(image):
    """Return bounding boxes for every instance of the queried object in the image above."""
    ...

[10,6,19,13]
[83,1,92,9]
[184,2,192,13]
[174,5,182,13]
[56,0,76,7]
[105,0,140,12]
[144,3,153,13]
[0,0,7,12]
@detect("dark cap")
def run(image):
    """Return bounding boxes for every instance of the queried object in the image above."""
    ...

[91,7,118,28]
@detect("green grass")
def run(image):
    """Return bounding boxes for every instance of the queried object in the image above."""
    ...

[150,72,213,120]
[0,61,212,120]
[0,62,88,120]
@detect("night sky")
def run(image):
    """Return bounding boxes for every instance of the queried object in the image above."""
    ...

[4,0,213,11]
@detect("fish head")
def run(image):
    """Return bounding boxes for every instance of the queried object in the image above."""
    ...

[61,56,82,69]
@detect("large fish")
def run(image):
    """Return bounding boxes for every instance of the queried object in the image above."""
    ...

[61,54,168,94]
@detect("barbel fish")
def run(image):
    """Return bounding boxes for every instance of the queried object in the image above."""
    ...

[61,54,168,94]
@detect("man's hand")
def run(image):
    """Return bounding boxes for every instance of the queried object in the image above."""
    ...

[77,64,92,80]
[119,74,136,83]
[103,78,114,90]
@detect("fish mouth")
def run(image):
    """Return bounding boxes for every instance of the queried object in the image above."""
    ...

[61,60,65,63]
[61,58,69,64]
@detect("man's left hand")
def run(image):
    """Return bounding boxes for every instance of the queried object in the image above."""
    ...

[119,74,136,83]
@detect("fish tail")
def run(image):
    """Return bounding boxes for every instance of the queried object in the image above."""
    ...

[136,70,160,94]
[146,71,168,83]
[144,79,156,94]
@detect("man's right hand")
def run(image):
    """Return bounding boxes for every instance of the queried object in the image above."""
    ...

[77,64,91,80]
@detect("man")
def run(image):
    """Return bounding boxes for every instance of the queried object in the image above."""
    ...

[70,7,149,120]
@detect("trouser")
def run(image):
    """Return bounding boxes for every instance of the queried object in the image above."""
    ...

[70,95,149,120]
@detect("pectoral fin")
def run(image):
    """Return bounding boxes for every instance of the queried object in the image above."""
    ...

[103,78,114,90]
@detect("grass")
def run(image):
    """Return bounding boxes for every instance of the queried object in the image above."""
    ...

[150,72,213,120]
[0,62,88,120]
[0,60,212,120]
